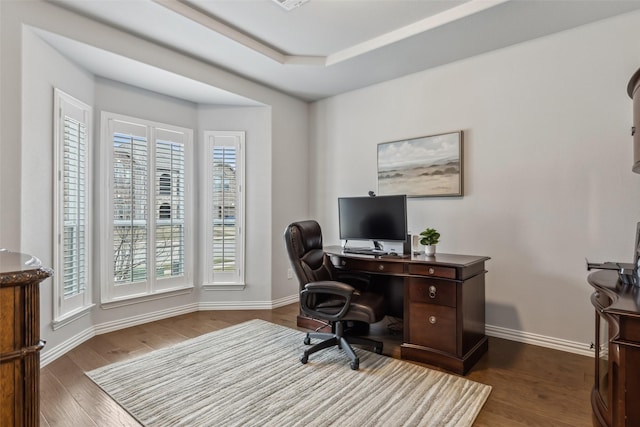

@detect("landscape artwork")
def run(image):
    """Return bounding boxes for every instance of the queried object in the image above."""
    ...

[377,131,463,197]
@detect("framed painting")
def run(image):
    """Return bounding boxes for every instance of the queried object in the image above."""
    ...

[377,131,463,197]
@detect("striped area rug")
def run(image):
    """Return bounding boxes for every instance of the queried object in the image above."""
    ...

[86,319,491,426]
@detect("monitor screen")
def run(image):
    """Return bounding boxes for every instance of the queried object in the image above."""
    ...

[338,195,407,242]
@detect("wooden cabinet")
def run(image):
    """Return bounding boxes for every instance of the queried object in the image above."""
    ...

[588,270,640,427]
[0,251,52,427]
[325,248,489,375]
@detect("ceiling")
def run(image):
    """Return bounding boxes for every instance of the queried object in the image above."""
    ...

[46,0,640,104]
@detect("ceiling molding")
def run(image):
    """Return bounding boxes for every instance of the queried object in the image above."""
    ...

[153,0,326,65]
[153,0,511,68]
[326,0,511,66]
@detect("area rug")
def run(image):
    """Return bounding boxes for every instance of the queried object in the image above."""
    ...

[86,319,491,426]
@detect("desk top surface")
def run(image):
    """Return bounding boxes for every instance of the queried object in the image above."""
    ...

[588,269,640,318]
[324,246,490,268]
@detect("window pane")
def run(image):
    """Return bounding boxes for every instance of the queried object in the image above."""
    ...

[212,146,237,272]
[113,133,148,284]
[156,140,185,278]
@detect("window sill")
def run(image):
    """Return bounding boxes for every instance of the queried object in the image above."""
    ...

[100,286,194,309]
[52,304,95,330]
[202,282,246,291]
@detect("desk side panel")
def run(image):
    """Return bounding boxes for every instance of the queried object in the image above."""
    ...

[460,273,486,355]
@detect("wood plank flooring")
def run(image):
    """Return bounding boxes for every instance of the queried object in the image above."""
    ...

[39,304,593,426]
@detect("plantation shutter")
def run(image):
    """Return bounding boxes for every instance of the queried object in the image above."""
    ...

[212,145,237,272]
[112,130,149,285]
[203,130,244,287]
[53,89,93,321]
[63,116,87,297]
[155,131,186,279]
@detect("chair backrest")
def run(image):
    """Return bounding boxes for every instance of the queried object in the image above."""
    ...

[284,220,337,290]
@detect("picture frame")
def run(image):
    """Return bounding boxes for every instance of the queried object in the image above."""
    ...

[377,131,464,197]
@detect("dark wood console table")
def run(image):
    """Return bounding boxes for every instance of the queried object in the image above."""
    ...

[309,247,490,375]
[588,270,640,427]
[0,251,52,427]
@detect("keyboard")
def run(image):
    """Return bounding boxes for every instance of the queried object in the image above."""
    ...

[343,248,386,255]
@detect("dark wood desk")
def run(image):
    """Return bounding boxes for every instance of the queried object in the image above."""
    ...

[318,246,489,375]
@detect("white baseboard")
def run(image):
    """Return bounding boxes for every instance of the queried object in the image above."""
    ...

[198,294,299,310]
[93,303,200,335]
[198,300,275,310]
[41,327,95,367]
[272,294,299,308]
[486,324,593,357]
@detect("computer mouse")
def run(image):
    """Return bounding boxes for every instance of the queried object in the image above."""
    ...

[389,251,398,256]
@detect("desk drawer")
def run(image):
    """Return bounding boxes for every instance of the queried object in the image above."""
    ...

[337,257,404,275]
[408,264,456,279]
[408,278,456,307]
[408,302,457,354]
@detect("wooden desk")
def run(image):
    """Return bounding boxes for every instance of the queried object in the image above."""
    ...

[0,251,52,427]
[322,246,489,375]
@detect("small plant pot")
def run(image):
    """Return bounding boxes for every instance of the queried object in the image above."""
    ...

[425,245,436,256]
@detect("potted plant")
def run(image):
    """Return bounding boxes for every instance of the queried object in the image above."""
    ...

[419,228,440,256]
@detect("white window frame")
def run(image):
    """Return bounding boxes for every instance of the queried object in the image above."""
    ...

[202,131,245,290]
[100,111,194,305]
[53,89,94,327]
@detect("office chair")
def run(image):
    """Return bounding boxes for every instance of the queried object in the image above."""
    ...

[284,220,385,370]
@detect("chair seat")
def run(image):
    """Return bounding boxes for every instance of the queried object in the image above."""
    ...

[314,291,384,324]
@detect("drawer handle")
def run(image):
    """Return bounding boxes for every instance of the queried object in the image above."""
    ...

[428,285,437,299]
[428,267,435,275]
[428,315,437,324]
[378,265,385,271]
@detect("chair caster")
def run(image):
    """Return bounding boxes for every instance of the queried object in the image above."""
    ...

[350,359,359,370]
[374,344,383,354]
[304,335,311,345]
[300,354,308,364]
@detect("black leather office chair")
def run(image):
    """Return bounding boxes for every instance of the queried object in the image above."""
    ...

[284,220,385,370]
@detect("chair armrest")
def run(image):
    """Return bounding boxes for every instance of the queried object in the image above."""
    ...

[301,281,358,322]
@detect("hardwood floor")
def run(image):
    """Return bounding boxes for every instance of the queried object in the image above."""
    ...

[39,304,593,426]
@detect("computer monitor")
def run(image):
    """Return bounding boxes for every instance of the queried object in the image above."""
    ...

[338,195,407,249]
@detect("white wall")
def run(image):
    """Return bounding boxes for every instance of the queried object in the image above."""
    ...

[310,11,640,347]
[270,102,311,301]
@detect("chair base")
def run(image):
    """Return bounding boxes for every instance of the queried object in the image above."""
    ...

[299,322,383,370]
